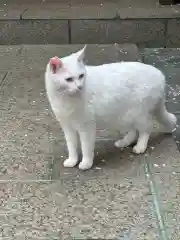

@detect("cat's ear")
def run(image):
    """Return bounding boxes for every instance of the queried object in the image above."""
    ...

[49,56,62,74]
[77,45,87,62]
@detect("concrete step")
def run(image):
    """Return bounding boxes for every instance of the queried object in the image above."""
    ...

[0,0,180,46]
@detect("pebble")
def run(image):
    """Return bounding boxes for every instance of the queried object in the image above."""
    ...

[154,164,159,167]
[172,128,176,132]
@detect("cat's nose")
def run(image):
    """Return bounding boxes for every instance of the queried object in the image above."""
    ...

[77,86,82,90]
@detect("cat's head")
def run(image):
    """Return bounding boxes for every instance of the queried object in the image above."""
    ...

[47,45,87,95]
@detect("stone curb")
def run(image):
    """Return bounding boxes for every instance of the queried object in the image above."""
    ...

[0,3,180,46]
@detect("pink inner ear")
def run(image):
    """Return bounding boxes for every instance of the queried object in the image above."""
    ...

[50,56,62,74]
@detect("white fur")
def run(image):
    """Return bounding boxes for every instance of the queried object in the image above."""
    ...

[45,46,177,170]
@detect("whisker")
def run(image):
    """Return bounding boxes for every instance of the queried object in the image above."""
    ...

[59,90,68,96]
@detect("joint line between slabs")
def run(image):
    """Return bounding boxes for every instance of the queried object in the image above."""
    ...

[0,179,54,183]
[144,156,169,240]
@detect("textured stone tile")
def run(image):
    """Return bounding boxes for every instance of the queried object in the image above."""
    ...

[0,46,21,73]
[0,70,58,180]
[22,2,117,19]
[142,47,180,239]
[144,138,180,239]
[0,3,27,19]
[19,43,141,66]
[152,174,180,239]
[166,101,180,114]
[71,19,165,46]
[117,5,180,19]
[0,166,159,239]
[0,20,69,44]
[81,43,141,64]
[0,182,63,239]
[142,48,180,68]
[144,137,180,174]
[167,19,180,47]
[0,46,61,180]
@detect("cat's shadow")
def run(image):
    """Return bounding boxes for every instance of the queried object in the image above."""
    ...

[80,139,128,168]
[51,133,171,180]
[85,133,170,167]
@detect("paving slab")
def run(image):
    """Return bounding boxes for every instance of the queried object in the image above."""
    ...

[0,3,27,19]
[21,2,117,19]
[20,0,172,20]
[0,20,69,45]
[145,137,180,239]
[142,47,180,239]
[0,46,21,74]
[71,19,166,47]
[6,0,180,20]
[167,19,180,47]
[0,163,160,239]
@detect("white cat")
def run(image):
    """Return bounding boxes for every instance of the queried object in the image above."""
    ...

[45,46,177,170]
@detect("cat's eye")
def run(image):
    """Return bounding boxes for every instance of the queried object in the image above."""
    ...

[79,74,84,79]
[65,77,73,82]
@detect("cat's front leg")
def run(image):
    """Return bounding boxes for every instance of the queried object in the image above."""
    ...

[62,124,78,168]
[78,124,96,170]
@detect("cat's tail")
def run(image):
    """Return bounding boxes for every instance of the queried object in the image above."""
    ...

[155,98,177,133]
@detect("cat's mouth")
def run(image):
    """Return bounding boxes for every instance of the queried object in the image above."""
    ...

[58,87,82,97]
[68,87,83,95]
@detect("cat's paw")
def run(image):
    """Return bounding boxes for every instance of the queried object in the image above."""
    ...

[133,144,147,154]
[63,158,78,168]
[114,140,127,148]
[78,159,93,170]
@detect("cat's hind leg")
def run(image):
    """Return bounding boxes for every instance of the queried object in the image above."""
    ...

[133,132,150,154]
[114,130,137,148]
[133,114,153,154]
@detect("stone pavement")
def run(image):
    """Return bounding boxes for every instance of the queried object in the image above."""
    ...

[0,44,179,239]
